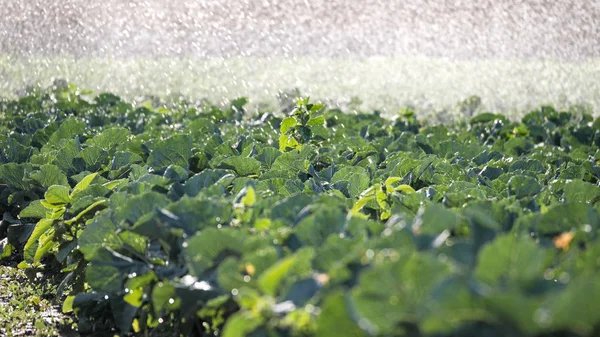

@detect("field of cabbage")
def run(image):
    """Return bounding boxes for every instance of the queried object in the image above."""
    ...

[1,83,600,336]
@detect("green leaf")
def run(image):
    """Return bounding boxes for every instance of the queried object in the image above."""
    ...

[507,175,542,198]
[52,139,83,174]
[295,206,346,246]
[184,169,234,197]
[86,127,130,151]
[352,252,452,334]
[0,163,29,190]
[221,313,263,337]
[147,134,192,171]
[165,198,232,233]
[280,117,297,134]
[257,147,281,169]
[412,204,459,235]
[86,263,122,293]
[46,118,86,149]
[185,228,244,276]
[530,203,600,234]
[316,290,367,337]
[543,277,600,336]
[19,200,49,219]
[279,134,301,152]
[563,179,600,203]
[151,281,178,315]
[114,192,170,225]
[29,164,68,188]
[217,156,261,176]
[78,146,108,171]
[33,231,57,264]
[72,172,99,195]
[257,247,314,296]
[62,295,75,313]
[475,234,551,290]
[331,166,370,198]
[307,115,325,126]
[44,185,71,206]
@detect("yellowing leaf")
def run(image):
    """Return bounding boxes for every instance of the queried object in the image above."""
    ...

[72,172,99,195]
[132,319,141,333]
[280,117,297,134]
[25,218,54,250]
[62,295,75,313]
[241,186,256,207]
[279,134,301,152]
[245,263,256,276]
[554,232,575,250]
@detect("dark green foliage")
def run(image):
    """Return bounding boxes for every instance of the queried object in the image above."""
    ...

[1,84,600,337]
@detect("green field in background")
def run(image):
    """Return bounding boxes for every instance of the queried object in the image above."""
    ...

[1,55,599,118]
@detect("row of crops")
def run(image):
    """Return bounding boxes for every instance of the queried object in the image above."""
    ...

[1,83,600,336]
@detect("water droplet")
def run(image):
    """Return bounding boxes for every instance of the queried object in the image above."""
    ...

[168,298,175,304]
[231,288,239,296]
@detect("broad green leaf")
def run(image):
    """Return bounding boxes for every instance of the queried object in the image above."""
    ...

[217,156,261,176]
[543,277,600,336]
[46,118,86,149]
[184,169,234,197]
[72,172,99,195]
[147,134,192,171]
[86,263,122,293]
[24,218,54,250]
[316,290,367,337]
[44,185,71,206]
[19,200,49,219]
[352,252,452,334]
[62,295,75,313]
[0,163,30,190]
[257,247,314,296]
[86,127,130,151]
[530,203,600,234]
[114,192,170,225]
[165,198,232,233]
[331,166,370,198]
[279,134,301,152]
[33,230,58,264]
[295,206,346,246]
[185,228,244,276]
[52,139,83,174]
[475,234,551,290]
[257,147,281,169]
[78,146,108,171]
[412,204,459,235]
[507,175,542,198]
[151,281,178,315]
[563,179,600,203]
[280,117,297,133]
[221,312,263,337]
[29,164,68,188]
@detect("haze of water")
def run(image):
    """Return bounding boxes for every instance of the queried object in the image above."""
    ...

[1,0,599,117]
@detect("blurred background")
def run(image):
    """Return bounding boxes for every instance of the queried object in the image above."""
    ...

[1,0,599,117]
